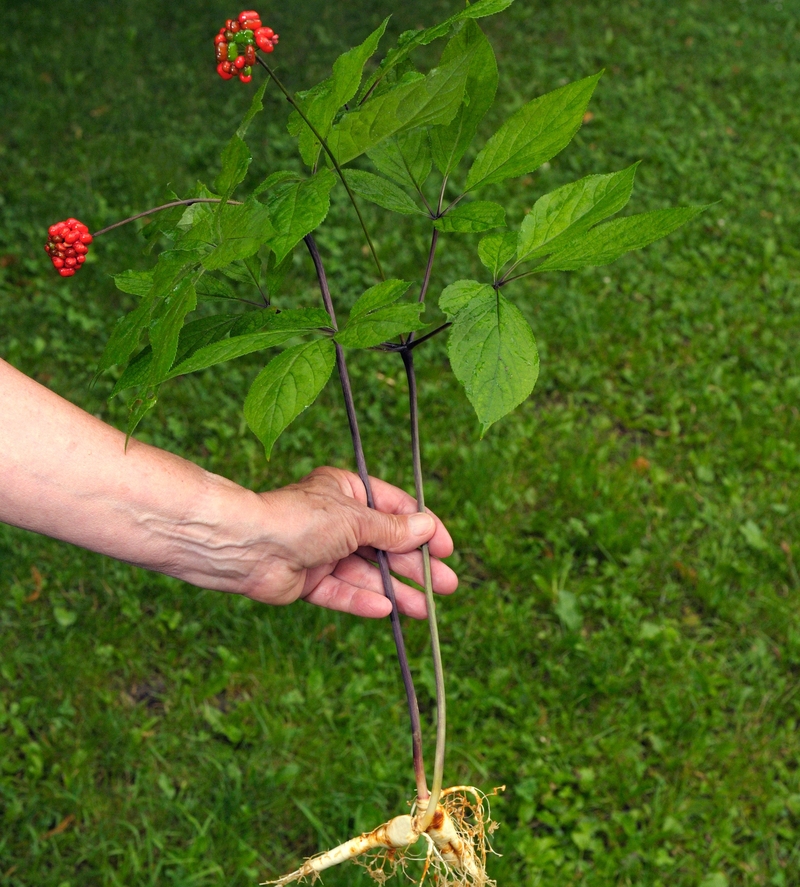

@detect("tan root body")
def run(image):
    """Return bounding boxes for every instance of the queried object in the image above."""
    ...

[264,787,502,887]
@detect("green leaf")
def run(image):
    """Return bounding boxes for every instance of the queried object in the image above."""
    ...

[264,250,294,301]
[327,48,475,165]
[343,169,423,215]
[465,72,602,192]
[533,205,709,272]
[253,170,302,197]
[439,279,493,320]
[140,190,184,250]
[214,134,251,200]
[244,340,336,459]
[126,392,158,443]
[237,78,269,137]
[367,129,432,191]
[337,279,418,348]
[98,250,201,374]
[113,269,155,297]
[200,200,275,271]
[230,307,332,337]
[360,0,515,100]
[195,274,238,300]
[294,18,390,167]
[112,314,240,395]
[446,286,539,434]
[166,310,329,380]
[516,163,639,263]
[434,200,505,233]
[337,304,424,349]
[430,21,498,175]
[167,330,306,380]
[266,170,337,263]
[478,231,518,279]
[350,279,413,319]
[147,278,197,385]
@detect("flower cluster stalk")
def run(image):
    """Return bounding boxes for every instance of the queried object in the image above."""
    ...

[257,57,385,281]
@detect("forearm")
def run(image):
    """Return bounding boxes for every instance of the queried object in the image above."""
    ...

[0,357,247,578]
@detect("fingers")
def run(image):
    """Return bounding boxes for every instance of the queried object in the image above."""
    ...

[302,555,430,619]
[355,546,458,595]
[303,467,454,559]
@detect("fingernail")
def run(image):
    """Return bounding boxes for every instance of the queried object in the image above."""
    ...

[408,512,435,536]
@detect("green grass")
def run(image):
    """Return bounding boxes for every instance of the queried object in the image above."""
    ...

[1,1,799,885]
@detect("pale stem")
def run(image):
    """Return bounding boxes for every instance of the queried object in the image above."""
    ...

[403,226,448,826]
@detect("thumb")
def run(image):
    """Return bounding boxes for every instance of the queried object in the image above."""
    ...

[354,507,436,553]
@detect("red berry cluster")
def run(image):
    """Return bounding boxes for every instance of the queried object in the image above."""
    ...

[215,10,279,83]
[44,219,93,277]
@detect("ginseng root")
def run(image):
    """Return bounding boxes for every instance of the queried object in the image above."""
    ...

[264,786,502,887]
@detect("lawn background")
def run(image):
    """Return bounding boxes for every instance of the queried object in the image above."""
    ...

[1,1,799,885]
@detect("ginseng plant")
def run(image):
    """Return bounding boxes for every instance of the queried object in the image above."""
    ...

[45,3,706,884]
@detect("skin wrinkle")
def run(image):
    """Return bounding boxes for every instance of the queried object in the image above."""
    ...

[1,358,456,617]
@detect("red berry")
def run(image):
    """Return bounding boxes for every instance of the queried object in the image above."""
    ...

[257,26,274,38]
[239,73,253,83]
[217,61,234,79]
[243,18,261,30]
[46,217,90,276]
[230,20,240,33]
[244,45,256,65]
[214,33,227,45]
[234,54,246,69]
[239,10,259,24]
[263,41,274,53]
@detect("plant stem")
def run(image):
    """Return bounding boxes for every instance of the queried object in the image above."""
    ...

[304,235,428,799]
[258,57,385,281]
[404,226,448,824]
[406,322,451,351]
[401,347,446,827]
[91,199,237,238]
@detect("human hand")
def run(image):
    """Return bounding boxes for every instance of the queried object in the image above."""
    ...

[188,466,458,618]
